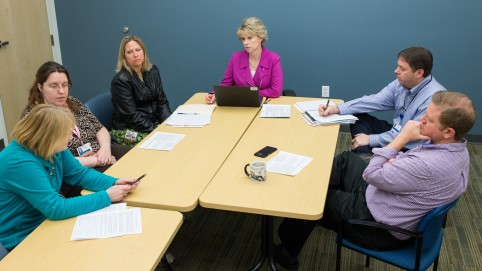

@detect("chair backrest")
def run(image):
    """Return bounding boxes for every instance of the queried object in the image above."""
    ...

[282,89,297,97]
[0,241,8,260]
[417,199,459,250]
[85,92,114,131]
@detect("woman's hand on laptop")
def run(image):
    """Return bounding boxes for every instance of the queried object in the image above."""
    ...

[205,93,216,104]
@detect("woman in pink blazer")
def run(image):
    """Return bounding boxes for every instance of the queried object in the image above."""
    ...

[206,17,283,104]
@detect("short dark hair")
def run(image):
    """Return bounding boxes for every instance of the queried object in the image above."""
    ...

[431,91,477,141]
[397,47,433,77]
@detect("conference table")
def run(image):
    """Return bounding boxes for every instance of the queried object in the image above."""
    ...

[200,96,343,270]
[103,93,261,211]
[0,208,183,271]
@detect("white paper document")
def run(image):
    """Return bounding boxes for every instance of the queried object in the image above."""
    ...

[294,99,336,112]
[175,104,216,115]
[166,104,216,127]
[166,114,211,127]
[260,104,291,118]
[138,132,185,151]
[266,151,313,176]
[71,207,142,241]
[89,203,127,214]
[301,110,358,126]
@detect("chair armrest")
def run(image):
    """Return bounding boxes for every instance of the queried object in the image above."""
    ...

[344,219,422,239]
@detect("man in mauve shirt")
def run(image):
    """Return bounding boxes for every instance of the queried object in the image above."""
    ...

[274,91,477,270]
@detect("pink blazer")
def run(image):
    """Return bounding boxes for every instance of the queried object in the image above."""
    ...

[220,46,283,98]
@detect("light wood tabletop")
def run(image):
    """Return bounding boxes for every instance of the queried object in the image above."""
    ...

[103,93,261,211]
[200,96,343,220]
[0,208,183,271]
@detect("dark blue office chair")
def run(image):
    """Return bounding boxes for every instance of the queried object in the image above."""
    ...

[336,199,459,271]
[85,92,114,131]
[282,89,297,97]
[0,242,8,260]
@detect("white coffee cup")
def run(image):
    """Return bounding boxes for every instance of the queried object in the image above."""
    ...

[244,161,267,183]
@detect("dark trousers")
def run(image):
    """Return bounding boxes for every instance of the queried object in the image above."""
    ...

[350,113,393,154]
[277,152,409,257]
[60,144,132,198]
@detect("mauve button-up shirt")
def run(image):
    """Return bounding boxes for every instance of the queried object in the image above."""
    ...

[363,140,469,239]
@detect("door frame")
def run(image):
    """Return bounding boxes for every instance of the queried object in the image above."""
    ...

[46,0,62,63]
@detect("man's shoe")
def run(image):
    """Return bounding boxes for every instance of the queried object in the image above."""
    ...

[273,244,299,270]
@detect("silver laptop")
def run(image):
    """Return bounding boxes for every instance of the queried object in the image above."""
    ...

[213,85,262,107]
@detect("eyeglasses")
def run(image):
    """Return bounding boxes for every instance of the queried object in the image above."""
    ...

[46,83,71,91]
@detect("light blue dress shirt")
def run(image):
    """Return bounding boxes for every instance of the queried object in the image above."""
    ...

[338,75,445,149]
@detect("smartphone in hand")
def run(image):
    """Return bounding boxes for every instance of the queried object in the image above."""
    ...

[131,174,146,184]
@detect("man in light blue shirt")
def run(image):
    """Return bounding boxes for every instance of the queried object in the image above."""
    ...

[319,47,445,153]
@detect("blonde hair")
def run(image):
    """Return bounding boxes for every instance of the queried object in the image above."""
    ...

[236,17,268,43]
[12,104,75,161]
[115,35,153,74]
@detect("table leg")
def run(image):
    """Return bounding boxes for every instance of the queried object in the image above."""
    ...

[248,215,278,271]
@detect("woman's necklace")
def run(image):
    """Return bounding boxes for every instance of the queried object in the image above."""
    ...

[49,161,56,179]
[249,60,259,71]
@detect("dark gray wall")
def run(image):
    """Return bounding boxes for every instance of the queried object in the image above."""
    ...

[55,0,482,134]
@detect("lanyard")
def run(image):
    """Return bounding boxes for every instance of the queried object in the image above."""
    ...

[72,125,83,144]
[400,75,433,120]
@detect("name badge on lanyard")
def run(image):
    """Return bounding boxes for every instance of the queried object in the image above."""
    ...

[77,143,94,157]
[125,130,138,141]
[392,114,403,132]
[73,125,94,157]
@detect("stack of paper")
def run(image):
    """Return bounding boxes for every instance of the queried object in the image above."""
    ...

[260,104,291,118]
[301,111,358,126]
[71,203,142,240]
[166,104,216,127]
[294,99,335,112]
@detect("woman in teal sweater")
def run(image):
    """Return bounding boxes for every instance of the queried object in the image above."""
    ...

[0,104,139,251]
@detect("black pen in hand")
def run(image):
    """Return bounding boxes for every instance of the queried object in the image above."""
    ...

[131,174,146,185]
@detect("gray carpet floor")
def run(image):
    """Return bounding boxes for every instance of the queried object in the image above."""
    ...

[157,133,482,271]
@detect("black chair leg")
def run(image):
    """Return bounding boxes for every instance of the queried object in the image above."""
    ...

[365,255,370,267]
[162,254,173,271]
[336,243,342,271]
[433,254,440,271]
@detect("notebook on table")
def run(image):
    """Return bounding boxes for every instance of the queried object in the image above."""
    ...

[213,85,262,107]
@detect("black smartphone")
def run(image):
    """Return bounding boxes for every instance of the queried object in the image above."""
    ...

[131,173,146,184]
[254,146,277,158]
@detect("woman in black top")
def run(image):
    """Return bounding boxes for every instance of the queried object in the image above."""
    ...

[111,35,171,146]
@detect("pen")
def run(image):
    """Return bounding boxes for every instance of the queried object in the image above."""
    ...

[325,99,330,109]
[304,111,317,123]
[131,173,146,184]
[264,98,271,104]
[177,112,199,115]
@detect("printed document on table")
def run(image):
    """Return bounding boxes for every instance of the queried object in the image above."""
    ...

[89,203,127,214]
[71,207,142,240]
[302,110,358,126]
[167,104,217,127]
[138,132,185,151]
[174,104,216,115]
[260,104,291,118]
[266,151,313,176]
[294,99,336,112]
[166,114,211,127]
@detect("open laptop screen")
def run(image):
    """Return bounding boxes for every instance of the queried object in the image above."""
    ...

[213,86,262,107]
